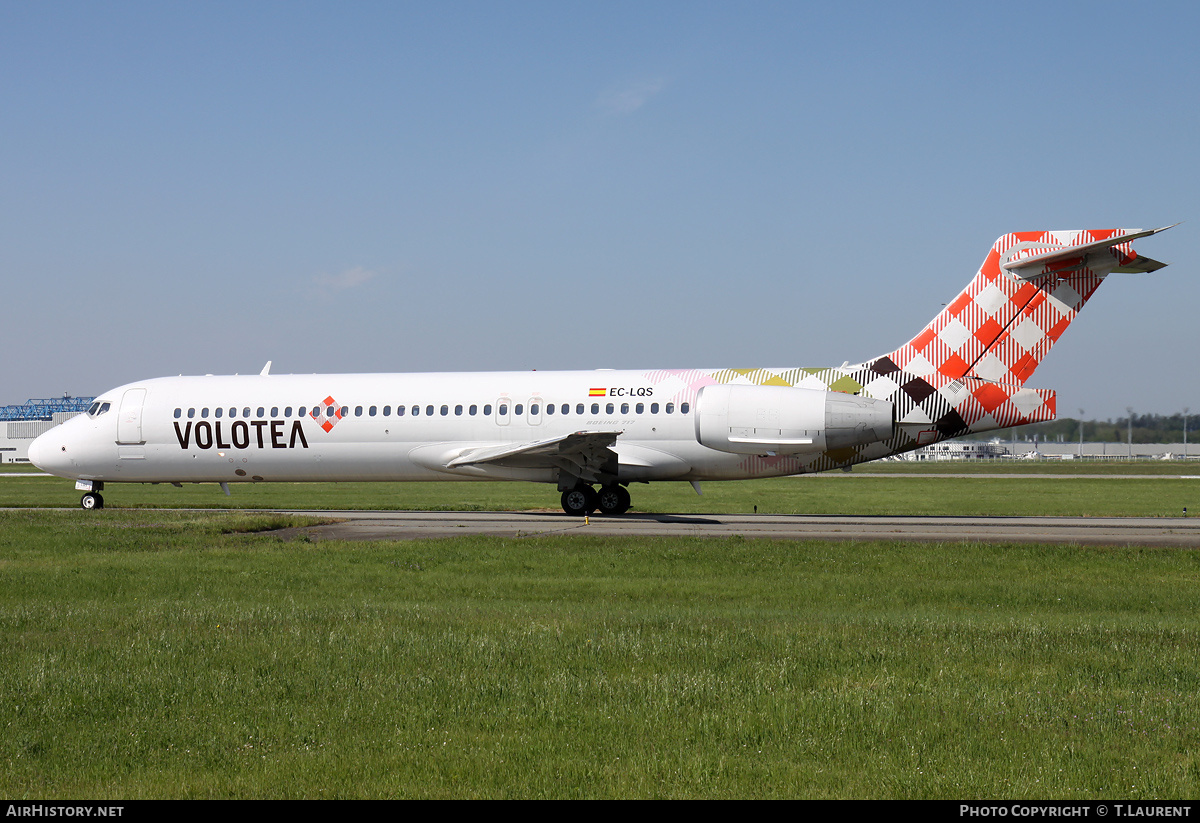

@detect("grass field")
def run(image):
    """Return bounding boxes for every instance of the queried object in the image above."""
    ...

[2,509,1200,798]
[3,465,1200,797]
[3,461,1200,517]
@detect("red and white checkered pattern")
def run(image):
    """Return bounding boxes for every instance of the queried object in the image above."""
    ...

[310,395,343,433]
[886,230,1139,386]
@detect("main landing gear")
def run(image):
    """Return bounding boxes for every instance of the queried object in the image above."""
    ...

[560,484,631,517]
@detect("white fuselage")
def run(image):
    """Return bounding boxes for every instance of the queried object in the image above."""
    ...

[28,370,768,487]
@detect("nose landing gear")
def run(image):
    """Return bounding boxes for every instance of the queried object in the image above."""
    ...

[81,492,104,510]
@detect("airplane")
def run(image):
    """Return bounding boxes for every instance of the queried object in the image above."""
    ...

[29,226,1173,514]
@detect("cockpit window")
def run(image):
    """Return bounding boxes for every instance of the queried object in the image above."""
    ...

[87,402,112,417]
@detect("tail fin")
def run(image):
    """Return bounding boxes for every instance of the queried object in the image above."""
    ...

[875,227,1172,386]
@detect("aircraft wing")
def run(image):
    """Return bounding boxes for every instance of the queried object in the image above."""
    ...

[446,430,622,485]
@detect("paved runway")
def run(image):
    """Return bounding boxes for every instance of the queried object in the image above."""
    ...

[272,510,1200,547]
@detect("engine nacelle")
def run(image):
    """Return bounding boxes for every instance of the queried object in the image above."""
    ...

[694,384,894,455]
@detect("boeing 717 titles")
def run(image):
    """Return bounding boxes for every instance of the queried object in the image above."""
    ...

[29,226,1173,514]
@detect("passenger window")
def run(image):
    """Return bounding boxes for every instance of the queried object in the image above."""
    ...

[270,407,277,417]
[576,404,584,415]
[621,403,629,414]
[383,406,390,416]
[651,403,659,414]
[426,405,435,416]
[454,404,463,416]
[605,403,614,414]
[561,404,569,415]
[243,407,251,418]
[439,405,448,416]
[530,404,539,415]
[484,404,492,415]
[355,406,363,417]
[340,406,348,417]
[545,404,554,415]
[590,403,599,414]
[411,406,419,416]
[514,404,523,415]
[284,407,292,418]
[173,408,181,419]
[257,407,265,418]
[215,408,224,419]
[666,403,675,414]
[202,408,210,419]
[187,408,195,419]
[499,404,508,415]
[469,405,477,415]
[636,403,644,414]
[681,402,690,414]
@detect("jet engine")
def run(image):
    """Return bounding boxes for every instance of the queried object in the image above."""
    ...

[694,384,893,455]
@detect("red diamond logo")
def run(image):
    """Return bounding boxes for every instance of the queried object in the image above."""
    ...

[310,395,343,433]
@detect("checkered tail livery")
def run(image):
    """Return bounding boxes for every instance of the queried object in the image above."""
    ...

[652,226,1174,477]
[861,226,1173,453]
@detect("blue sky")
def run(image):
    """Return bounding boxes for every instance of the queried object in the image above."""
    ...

[3,1,1196,421]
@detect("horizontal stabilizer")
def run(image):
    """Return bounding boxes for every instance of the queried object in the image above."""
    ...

[1002,225,1175,281]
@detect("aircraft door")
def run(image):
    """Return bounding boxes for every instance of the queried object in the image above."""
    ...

[116,388,147,444]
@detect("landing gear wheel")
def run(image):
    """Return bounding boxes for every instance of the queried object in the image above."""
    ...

[561,486,597,517]
[80,492,104,510]
[596,485,631,515]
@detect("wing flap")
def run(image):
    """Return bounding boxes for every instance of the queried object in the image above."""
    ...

[446,430,621,468]
[445,430,622,487]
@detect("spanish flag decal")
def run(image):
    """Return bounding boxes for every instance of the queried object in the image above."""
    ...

[588,388,606,397]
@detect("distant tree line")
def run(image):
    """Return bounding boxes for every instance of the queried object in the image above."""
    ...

[964,412,1196,444]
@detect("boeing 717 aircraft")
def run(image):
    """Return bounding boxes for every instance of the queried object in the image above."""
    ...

[29,227,1172,513]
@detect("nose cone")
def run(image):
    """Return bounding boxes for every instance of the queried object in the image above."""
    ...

[28,430,69,477]
[27,431,48,470]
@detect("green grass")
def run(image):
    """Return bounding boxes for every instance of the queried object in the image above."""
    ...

[8,458,1198,476]
[2,509,1200,798]
[4,469,1199,517]
[856,460,1200,475]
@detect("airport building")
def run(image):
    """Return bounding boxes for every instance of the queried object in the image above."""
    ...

[0,396,94,463]
[1005,442,1195,460]
[898,439,1196,461]
[898,442,1011,461]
